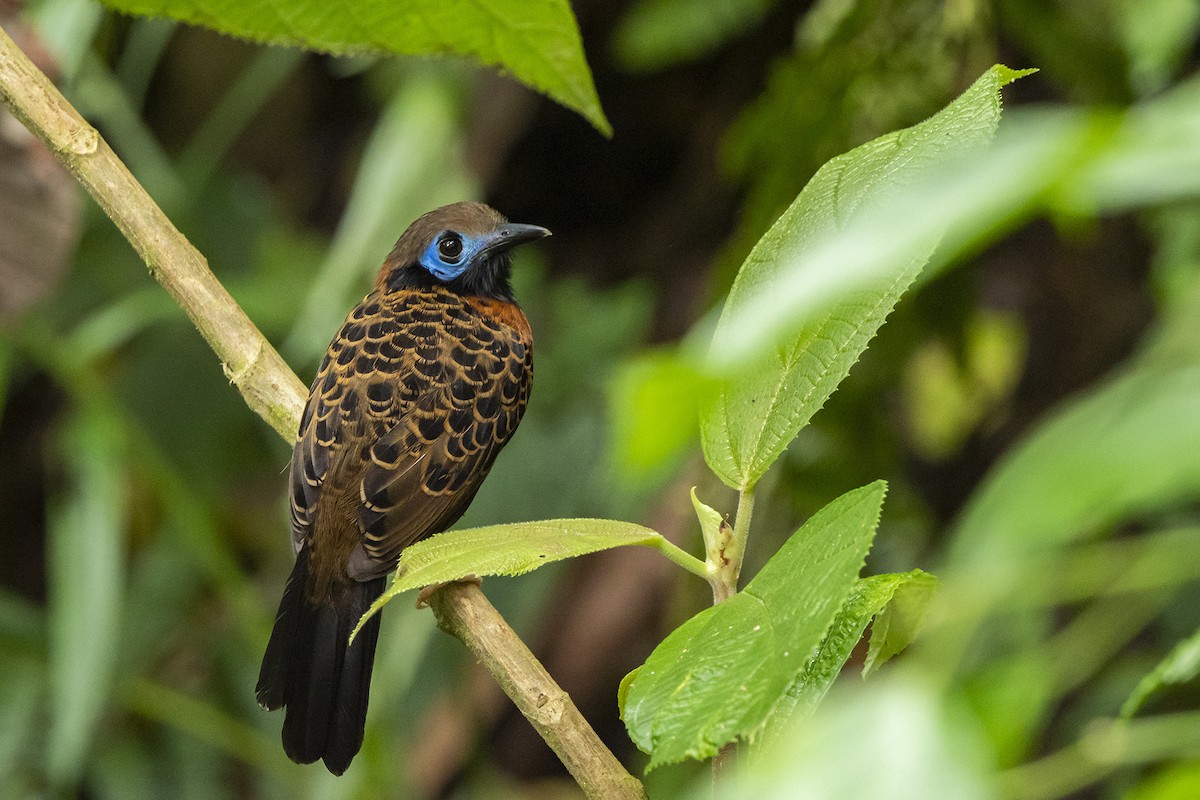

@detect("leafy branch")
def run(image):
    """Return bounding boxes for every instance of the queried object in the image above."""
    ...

[0,25,642,800]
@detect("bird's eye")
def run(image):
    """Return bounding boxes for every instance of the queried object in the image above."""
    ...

[438,233,464,262]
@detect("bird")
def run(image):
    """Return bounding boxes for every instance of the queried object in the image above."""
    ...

[256,201,549,775]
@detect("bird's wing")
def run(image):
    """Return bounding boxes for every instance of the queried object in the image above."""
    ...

[288,297,425,554]
[347,317,532,580]
[289,352,339,555]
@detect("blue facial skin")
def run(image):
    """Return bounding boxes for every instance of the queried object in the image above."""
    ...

[418,232,487,281]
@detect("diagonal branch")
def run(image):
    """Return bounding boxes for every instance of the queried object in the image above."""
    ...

[0,24,304,440]
[0,25,644,800]
[431,582,649,798]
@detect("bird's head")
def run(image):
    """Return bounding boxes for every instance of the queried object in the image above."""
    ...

[378,202,550,300]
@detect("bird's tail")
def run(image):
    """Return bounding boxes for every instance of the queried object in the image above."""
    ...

[256,546,384,775]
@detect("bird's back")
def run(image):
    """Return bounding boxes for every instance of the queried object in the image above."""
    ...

[289,285,534,601]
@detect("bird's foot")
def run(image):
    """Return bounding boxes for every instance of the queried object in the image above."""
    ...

[416,575,483,608]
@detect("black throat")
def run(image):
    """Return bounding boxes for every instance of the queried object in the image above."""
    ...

[384,253,514,301]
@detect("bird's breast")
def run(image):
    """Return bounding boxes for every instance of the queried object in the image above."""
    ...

[463,295,533,346]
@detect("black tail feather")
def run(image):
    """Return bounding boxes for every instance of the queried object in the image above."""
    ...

[256,547,384,775]
[322,581,383,775]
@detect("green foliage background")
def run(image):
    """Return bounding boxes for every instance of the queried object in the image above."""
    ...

[2,0,1200,798]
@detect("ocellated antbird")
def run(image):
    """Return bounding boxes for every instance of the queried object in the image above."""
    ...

[256,202,548,774]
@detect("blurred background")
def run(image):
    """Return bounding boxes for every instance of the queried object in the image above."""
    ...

[2,0,1200,797]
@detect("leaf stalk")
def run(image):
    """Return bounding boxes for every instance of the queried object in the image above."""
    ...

[709,484,755,603]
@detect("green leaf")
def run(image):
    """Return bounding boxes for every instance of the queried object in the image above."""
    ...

[944,349,1200,757]
[903,310,1027,460]
[1113,0,1200,96]
[0,590,43,645]
[354,519,700,640]
[720,0,981,282]
[617,666,640,718]
[712,676,996,800]
[689,486,728,564]
[122,680,286,775]
[761,570,937,741]
[1124,760,1200,800]
[613,0,775,72]
[99,0,611,136]
[1122,625,1200,718]
[621,481,886,769]
[47,406,127,787]
[951,363,1200,560]
[863,569,939,676]
[609,350,709,480]
[0,655,43,790]
[700,65,1033,490]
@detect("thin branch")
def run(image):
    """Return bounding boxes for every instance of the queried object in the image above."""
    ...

[429,582,646,800]
[0,26,645,799]
[0,24,304,440]
[653,535,710,579]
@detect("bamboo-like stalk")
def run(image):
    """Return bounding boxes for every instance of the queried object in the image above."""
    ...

[0,26,644,800]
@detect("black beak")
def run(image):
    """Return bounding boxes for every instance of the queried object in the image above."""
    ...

[483,223,552,255]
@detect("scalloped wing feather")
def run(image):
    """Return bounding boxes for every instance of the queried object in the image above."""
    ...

[288,287,532,584]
